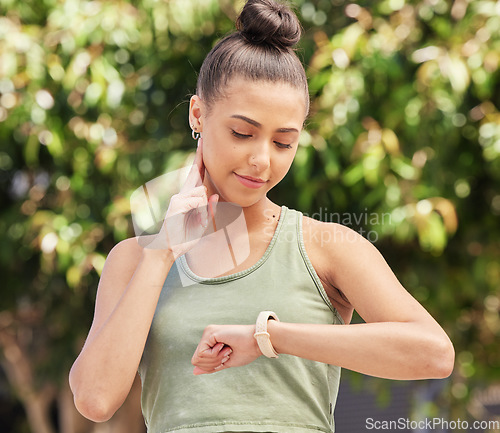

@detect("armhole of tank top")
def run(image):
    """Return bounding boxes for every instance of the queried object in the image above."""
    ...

[296,212,345,325]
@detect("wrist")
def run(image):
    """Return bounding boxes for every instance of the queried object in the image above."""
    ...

[251,325,263,358]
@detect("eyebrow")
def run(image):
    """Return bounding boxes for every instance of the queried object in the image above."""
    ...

[230,114,299,134]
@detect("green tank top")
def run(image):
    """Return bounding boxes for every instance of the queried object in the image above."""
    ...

[138,206,344,433]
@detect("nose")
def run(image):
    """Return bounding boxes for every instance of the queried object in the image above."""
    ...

[248,140,271,171]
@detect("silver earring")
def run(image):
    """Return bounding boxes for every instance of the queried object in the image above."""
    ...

[191,125,200,140]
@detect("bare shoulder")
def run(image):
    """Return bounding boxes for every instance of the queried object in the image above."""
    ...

[303,214,390,279]
[301,214,374,268]
[107,237,143,263]
[104,236,144,272]
[302,214,367,242]
[302,214,424,325]
[99,233,169,296]
[99,233,172,291]
[301,216,372,321]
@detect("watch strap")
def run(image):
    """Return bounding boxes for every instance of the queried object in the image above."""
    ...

[254,311,279,358]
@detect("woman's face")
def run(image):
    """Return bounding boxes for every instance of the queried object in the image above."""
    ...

[189,77,307,208]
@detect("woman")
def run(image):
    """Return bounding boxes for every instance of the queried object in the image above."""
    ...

[69,0,455,432]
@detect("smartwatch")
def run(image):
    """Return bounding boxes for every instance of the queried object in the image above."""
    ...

[254,311,280,358]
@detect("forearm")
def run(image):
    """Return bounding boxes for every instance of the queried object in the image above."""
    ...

[267,320,454,380]
[70,250,174,419]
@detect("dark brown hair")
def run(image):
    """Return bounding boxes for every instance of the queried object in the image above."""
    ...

[196,0,309,115]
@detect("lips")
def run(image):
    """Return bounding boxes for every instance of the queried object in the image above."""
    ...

[234,172,268,189]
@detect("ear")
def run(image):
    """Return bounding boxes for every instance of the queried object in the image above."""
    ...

[189,95,205,132]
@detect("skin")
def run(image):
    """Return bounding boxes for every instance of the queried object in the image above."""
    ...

[69,77,455,423]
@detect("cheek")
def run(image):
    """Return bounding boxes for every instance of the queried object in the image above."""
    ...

[201,139,227,178]
[269,152,296,184]
[202,149,215,177]
[203,134,237,168]
[277,151,296,172]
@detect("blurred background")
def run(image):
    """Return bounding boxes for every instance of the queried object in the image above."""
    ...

[0,0,499,432]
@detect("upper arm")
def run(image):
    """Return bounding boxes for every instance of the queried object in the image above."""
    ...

[85,237,144,343]
[312,222,437,326]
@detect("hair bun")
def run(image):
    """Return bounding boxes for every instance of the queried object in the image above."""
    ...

[236,0,301,49]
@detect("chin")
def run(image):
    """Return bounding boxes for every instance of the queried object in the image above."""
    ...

[207,173,271,208]
[219,192,267,209]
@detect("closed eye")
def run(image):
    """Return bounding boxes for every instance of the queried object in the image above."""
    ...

[231,130,252,139]
[232,130,292,149]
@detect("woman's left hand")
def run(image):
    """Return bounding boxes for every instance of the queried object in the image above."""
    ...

[191,324,262,375]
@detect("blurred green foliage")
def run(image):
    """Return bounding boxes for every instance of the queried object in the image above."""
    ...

[0,0,499,431]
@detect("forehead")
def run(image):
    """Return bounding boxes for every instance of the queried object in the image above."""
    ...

[208,78,307,126]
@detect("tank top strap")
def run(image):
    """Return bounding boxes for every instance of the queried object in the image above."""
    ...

[273,207,344,325]
[272,204,299,247]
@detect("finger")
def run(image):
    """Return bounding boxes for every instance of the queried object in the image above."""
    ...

[220,346,232,357]
[177,185,207,199]
[202,342,224,356]
[192,335,222,364]
[208,193,219,226]
[182,137,205,191]
[165,200,208,238]
[193,366,211,375]
[192,348,228,373]
[193,356,230,375]
[196,204,209,229]
[204,194,218,231]
[194,365,222,375]
[213,355,231,371]
[177,195,208,216]
[170,185,208,202]
[199,349,231,365]
[195,350,231,370]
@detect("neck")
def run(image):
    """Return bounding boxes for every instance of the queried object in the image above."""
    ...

[241,198,282,232]
[202,170,282,234]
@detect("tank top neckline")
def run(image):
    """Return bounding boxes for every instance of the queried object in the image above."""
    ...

[179,205,289,284]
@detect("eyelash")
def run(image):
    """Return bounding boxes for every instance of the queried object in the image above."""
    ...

[231,130,292,149]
